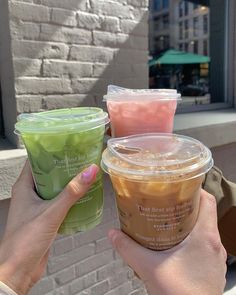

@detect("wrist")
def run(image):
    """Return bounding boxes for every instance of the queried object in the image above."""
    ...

[0,262,30,295]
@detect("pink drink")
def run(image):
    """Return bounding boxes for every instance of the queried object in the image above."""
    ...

[104,89,180,137]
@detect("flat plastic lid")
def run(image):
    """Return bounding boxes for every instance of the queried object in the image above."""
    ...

[103,85,181,101]
[15,107,109,134]
[101,133,213,182]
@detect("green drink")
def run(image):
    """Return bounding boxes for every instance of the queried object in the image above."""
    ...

[15,107,109,234]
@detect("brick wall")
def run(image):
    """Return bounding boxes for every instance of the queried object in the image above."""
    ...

[0,0,149,294]
[7,0,149,115]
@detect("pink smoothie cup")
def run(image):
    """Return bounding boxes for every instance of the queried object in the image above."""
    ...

[104,86,181,137]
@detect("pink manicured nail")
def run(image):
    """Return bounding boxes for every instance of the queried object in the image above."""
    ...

[81,165,99,184]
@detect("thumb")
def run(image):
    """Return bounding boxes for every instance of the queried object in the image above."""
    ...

[45,164,99,222]
[108,229,155,278]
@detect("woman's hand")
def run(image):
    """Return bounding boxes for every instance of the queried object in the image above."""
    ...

[108,189,227,295]
[0,161,99,295]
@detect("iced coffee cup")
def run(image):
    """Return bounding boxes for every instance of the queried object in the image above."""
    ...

[15,107,109,234]
[101,133,213,250]
[104,85,181,137]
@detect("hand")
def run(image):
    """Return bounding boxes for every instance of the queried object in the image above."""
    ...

[108,189,227,295]
[0,161,99,295]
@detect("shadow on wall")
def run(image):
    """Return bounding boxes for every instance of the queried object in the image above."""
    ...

[7,0,149,117]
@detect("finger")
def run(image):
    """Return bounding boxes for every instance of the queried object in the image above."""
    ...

[191,189,218,235]
[45,164,99,221]
[12,160,34,191]
[108,229,154,277]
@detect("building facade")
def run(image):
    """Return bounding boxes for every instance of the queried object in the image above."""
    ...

[149,0,210,57]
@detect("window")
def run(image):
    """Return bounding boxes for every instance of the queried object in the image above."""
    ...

[153,0,162,11]
[149,0,234,109]
[193,17,199,37]
[179,21,183,40]
[193,40,198,53]
[162,0,169,9]
[163,14,169,29]
[203,14,208,35]
[184,20,189,39]
[179,1,183,18]
[154,17,161,30]
[203,39,208,55]
[184,42,189,52]
[184,1,189,15]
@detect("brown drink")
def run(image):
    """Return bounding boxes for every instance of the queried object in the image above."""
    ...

[101,133,213,250]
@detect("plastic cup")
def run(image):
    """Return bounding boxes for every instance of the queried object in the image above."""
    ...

[104,87,181,137]
[101,133,213,250]
[15,107,109,234]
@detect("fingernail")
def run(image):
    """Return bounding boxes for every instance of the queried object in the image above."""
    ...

[81,165,99,184]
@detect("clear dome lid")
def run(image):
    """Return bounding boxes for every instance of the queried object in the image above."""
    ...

[101,133,213,182]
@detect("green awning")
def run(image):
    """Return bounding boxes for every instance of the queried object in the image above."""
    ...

[149,49,210,66]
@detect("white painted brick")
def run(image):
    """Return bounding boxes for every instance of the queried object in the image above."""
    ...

[95,237,112,253]
[74,220,118,248]
[77,12,101,30]
[120,20,147,36]
[12,40,69,59]
[75,249,114,276]
[40,24,92,45]
[127,0,149,7]
[93,31,129,48]
[44,94,96,109]
[91,1,133,19]
[114,48,148,64]
[129,35,148,50]
[43,60,92,77]
[47,243,95,274]
[15,77,71,94]
[9,2,50,22]
[129,288,148,295]
[28,277,54,295]
[34,0,87,11]
[70,271,97,294]
[109,268,133,289]
[10,21,40,40]
[93,63,114,78]
[106,281,133,295]
[51,8,77,27]
[131,63,148,77]
[97,259,124,281]
[101,16,120,33]
[90,280,110,295]
[45,284,70,295]
[54,266,76,286]
[70,45,114,63]
[53,235,74,256]
[132,276,145,289]
[13,58,41,77]
[71,78,108,95]
[133,8,149,22]
[16,95,43,112]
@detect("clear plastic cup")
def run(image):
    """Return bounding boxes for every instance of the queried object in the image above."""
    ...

[15,107,109,234]
[101,133,213,250]
[104,85,181,137]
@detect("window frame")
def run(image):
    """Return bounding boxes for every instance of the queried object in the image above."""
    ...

[176,0,235,114]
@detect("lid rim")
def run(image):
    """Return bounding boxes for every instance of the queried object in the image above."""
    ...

[101,133,213,180]
[15,107,109,134]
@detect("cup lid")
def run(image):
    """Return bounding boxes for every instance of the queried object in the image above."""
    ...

[103,85,181,101]
[15,107,109,134]
[101,133,213,182]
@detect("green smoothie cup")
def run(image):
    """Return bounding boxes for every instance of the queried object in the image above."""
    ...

[15,107,109,234]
